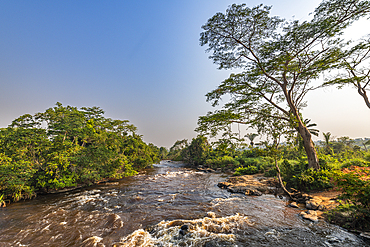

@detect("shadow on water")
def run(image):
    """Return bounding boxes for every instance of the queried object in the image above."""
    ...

[0,160,368,246]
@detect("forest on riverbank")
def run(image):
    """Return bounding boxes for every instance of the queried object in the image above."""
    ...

[0,103,166,205]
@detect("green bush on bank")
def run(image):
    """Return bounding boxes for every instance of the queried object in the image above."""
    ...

[205,155,240,170]
[341,158,370,168]
[279,159,338,191]
[327,169,370,231]
[233,166,258,176]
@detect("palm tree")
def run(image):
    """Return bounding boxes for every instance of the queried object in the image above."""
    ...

[304,119,319,137]
[323,132,333,154]
[291,119,319,149]
[245,133,258,147]
[323,132,331,147]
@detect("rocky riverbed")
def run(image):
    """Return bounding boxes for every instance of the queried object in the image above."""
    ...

[216,174,341,222]
[214,172,370,241]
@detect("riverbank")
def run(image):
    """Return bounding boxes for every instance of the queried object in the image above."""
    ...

[213,172,370,241]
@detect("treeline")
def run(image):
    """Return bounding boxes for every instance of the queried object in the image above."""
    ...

[0,103,163,204]
[168,134,370,186]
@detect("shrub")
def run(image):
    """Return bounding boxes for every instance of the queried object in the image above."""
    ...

[280,159,336,191]
[205,156,240,169]
[342,158,369,168]
[264,168,277,177]
[233,166,258,176]
[329,169,370,231]
[364,153,370,162]
[336,169,370,212]
[0,153,37,202]
[291,168,335,191]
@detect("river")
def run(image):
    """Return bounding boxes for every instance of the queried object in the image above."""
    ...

[0,161,368,246]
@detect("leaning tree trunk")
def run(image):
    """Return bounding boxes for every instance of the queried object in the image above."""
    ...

[283,85,320,170]
[297,122,320,170]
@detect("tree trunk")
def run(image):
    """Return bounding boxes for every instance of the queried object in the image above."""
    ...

[357,84,370,109]
[297,122,320,170]
[282,85,320,170]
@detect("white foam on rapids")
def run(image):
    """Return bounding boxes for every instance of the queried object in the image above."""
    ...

[113,213,252,247]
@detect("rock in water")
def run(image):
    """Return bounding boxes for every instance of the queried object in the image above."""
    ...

[305,196,322,210]
[299,210,318,222]
[288,202,299,208]
[179,224,189,237]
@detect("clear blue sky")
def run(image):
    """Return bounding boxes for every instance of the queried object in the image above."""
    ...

[1,0,369,147]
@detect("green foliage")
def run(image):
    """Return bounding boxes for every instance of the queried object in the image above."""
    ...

[205,156,239,170]
[182,136,210,166]
[279,159,336,191]
[365,153,370,162]
[0,103,160,202]
[0,153,37,202]
[233,166,258,176]
[330,169,370,230]
[264,168,277,177]
[241,148,267,158]
[318,155,342,171]
[342,158,370,168]
[336,170,370,212]
[167,139,188,161]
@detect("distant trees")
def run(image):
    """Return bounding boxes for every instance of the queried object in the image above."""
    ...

[198,0,370,170]
[0,103,162,203]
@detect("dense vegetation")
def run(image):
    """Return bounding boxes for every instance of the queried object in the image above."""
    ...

[193,0,370,232]
[0,103,162,205]
[168,134,370,230]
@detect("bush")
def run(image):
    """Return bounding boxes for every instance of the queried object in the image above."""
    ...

[264,168,277,177]
[292,168,335,191]
[205,156,240,169]
[329,169,370,231]
[241,148,267,158]
[233,166,259,176]
[235,157,273,173]
[336,169,370,212]
[318,155,341,171]
[342,158,369,168]
[280,159,336,191]
[364,153,370,162]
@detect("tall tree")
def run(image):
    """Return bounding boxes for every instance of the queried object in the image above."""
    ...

[198,0,370,169]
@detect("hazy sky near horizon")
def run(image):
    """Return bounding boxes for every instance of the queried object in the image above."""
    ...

[1,0,369,147]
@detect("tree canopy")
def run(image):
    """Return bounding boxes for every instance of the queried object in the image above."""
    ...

[197,0,370,169]
[0,103,162,203]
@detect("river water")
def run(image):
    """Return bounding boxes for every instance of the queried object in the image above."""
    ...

[0,161,368,246]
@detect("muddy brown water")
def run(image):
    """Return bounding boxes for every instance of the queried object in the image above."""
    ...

[0,161,368,246]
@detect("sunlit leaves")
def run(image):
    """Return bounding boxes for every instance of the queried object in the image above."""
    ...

[0,103,161,202]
